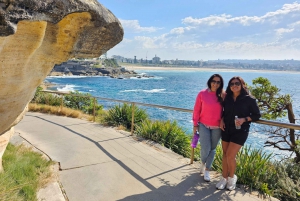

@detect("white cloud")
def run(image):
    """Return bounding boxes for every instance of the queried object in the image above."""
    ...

[109,3,300,60]
[182,2,300,26]
[276,28,294,35]
[120,19,162,33]
[134,35,169,49]
[170,26,195,34]
[170,27,185,34]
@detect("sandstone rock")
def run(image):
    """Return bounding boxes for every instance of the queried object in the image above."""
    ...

[0,0,123,170]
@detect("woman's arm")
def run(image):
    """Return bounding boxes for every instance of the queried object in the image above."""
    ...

[192,92,203,126]
[248,97,261,121]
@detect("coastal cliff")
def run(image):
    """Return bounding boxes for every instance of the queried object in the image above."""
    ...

[0,0,123,171]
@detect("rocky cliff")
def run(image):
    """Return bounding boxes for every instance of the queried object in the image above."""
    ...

[49,60,138,78]
[0,0,123,171]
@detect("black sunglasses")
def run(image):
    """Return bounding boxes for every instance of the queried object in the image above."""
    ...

[211,80,221,84]
[230,82,241,87]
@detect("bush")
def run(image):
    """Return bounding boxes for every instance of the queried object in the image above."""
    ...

[32,89,62,106]
[103,103,148,130]
[270,160,300,201]
[32,88,103,115]
[135,119,192,158]
[64,91,103,115]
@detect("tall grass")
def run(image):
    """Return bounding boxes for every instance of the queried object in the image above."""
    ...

[103,103,148,130]
[29,103,93,121]
[135,119,193,158]
[0,144,54,201]
[212,145,300,200]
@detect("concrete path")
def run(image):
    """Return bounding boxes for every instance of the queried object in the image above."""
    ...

[12,112,272,201]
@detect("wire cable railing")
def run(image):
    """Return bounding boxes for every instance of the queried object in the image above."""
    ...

[39,90,300,163]
[41,90,300,130]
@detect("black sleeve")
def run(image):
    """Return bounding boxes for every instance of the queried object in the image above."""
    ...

[249,97,261,121]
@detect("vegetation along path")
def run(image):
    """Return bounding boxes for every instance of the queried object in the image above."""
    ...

[13,112,276,201]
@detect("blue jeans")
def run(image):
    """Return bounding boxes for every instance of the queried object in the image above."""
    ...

[198,123,221,169]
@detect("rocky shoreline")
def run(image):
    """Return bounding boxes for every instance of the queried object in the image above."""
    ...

[49,60,153,79]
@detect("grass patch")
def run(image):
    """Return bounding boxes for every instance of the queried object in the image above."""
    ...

[0,143,54,201]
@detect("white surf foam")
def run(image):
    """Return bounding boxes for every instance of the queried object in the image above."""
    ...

[120,89,166,93]
[57,84,76,92]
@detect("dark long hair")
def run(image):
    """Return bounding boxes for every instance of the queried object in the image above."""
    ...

[207,74,224,104]
[225,76,249,98]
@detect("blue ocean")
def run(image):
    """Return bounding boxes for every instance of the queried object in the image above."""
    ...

[45,69,300,156]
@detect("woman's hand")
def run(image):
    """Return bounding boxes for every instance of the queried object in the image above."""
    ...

[235,118,246,126]
[220,119,225,131]
[193,126,198,134]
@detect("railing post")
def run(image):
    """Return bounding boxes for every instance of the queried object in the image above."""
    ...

[131,103,135,135]
[190,148,195,164]
[93,98,96,122]
[60,94,64,112]
[46,93,49,105]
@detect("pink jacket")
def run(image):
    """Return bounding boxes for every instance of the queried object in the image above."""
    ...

[193,88,223,127]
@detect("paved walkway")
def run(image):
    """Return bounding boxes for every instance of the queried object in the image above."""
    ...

[12,112,273,201]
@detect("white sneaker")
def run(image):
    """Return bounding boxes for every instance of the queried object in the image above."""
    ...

[216,177,227,190]
[199,163,205,174]
[204,170,210,182]
[226,175,237,191]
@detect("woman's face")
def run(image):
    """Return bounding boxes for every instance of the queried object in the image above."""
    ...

[210,76,221,92]
[229,78,242,94]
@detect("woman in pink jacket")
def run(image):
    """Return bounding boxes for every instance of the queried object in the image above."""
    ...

[193,74,224,182]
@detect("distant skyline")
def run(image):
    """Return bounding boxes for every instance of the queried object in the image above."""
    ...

[99,0,300,60]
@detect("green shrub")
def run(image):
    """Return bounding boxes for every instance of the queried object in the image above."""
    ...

[236,146,274,194]
[270,160,300,201]
[32,92,62,106]
[103,103,148,130]
[64,91,103,115]
[32,89,103,115]
[135,119,192,158]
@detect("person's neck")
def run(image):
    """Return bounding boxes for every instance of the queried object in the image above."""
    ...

[233,92,240,99]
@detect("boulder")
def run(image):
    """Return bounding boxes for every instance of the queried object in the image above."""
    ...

[0,0,123,171]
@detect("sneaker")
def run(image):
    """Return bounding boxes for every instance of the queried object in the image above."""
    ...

[204,170,210,182]
[226,175,237,191]
[199,163,205,174]
[216,177,227,190]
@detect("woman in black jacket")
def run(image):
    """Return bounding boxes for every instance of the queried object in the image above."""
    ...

[216,76,261,191]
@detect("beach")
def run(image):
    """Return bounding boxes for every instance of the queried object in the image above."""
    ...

[123,65,299,73]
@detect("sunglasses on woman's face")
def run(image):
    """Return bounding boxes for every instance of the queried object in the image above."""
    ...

[211,80,221,84]
[230,82,241,87]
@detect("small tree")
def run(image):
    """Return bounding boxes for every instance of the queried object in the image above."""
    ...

[250,77,299,163]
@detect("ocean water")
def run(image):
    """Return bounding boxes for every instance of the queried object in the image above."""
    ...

[45,69,300,156]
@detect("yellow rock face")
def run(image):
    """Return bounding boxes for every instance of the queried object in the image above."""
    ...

[0,12,94,134]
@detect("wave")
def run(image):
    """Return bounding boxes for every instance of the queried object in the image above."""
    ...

[48,75,104,78]
[144,89,166,93]
[57,84,76,92]
[120,89,167,93]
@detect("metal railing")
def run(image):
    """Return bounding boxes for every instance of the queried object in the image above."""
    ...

[39,90,300,163]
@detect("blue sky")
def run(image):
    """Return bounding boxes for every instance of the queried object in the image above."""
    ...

[99,0,300,61]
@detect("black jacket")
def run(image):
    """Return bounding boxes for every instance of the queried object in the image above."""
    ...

[222,94,261,130]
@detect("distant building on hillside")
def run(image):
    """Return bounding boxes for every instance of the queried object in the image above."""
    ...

[111,55,124,62]
[152,55,160,64]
